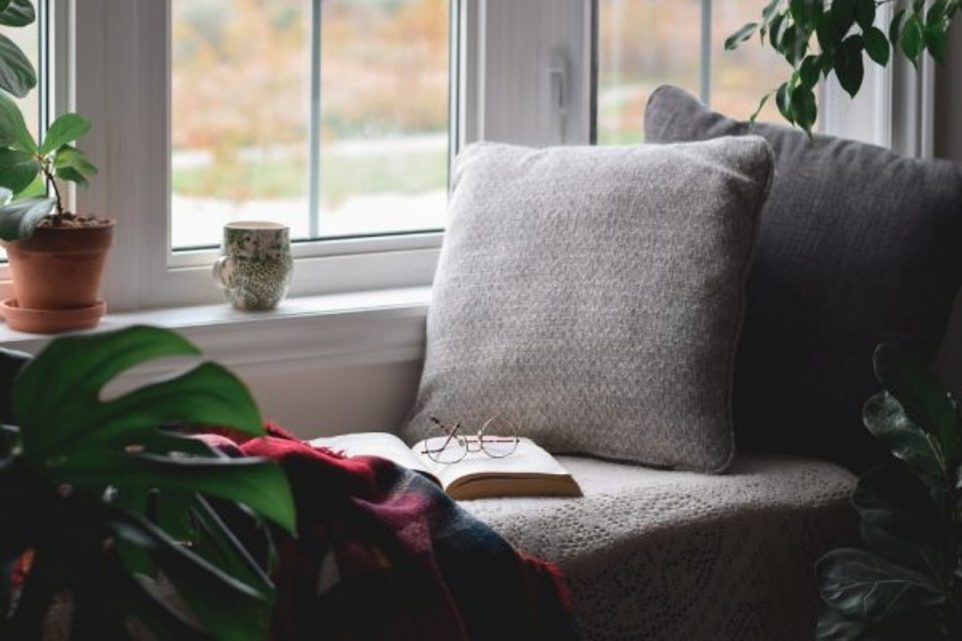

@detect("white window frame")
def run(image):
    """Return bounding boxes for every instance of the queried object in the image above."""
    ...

[2,0,933,313]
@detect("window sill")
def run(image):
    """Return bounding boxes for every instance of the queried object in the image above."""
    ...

[0,287,432,370]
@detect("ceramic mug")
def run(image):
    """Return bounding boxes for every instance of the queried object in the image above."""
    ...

[213,221,293,311]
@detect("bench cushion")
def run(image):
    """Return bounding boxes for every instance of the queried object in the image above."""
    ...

[461,455,857,641]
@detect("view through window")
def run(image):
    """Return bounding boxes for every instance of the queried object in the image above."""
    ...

[171,0,450,250]
[596,0,789,144]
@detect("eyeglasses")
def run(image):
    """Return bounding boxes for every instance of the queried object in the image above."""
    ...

[419,416,520,464]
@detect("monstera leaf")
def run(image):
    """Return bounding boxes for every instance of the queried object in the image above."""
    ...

[0,326,296,640]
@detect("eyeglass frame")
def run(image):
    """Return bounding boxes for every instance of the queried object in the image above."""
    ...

[419,416,520,464]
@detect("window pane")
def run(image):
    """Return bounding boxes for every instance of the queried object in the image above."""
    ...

[171,0,312,249]
[712,0,787,124]
[596,0,702,145]
[317,0,449,237]
[170,0,449,250]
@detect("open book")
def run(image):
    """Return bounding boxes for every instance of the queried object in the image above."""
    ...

[310,432,582,501]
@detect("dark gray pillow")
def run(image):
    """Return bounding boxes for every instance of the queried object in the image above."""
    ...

[645,85,962,471]
[402,139,774,472]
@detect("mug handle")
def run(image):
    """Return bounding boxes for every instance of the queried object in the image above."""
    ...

[212,256,234,289]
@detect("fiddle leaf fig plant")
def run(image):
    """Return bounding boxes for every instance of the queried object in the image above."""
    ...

[0,326,297,640]
[816,344,962,639]
[727,0,961,134]
[0,0,97,241]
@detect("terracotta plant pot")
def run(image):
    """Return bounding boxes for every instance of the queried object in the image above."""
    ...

[2,220,115,333]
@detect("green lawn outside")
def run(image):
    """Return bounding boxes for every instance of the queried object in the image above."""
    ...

[172,149,448,204]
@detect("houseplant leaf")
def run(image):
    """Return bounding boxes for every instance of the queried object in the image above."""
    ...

[0,33,35,98]
[863,391,950,492]
[853,464,944,574]
[13,326,242,456]
[818,548,945,621]
[0,148,38,193]
[54,144,98,176]
[59,453,295,534]
[872,344,962,471]
[105,503,273,641]
[0,92,36,152]
[0,0,35,28]
[39,113,91,156]
[0,196,53,241]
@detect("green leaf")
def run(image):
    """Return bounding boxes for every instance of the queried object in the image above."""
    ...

[790,0,821,29]
[0,32,35,98]
[799,54,822,88]
[900,14,925,65]
[749,92,771,124]
[863,26,891,66]
[0,148,38,193]
[39,114,91,156]
[927,0,950,23]
[835,35,865,98]
[873,344,962,471]
[829,0,857,42]
[759,0,783,42]
[769,13,788,51]
[0,92,34,153]
[0,0,35,27]
[105,503,273,641]
[14,327,196,453]
[60,454,296,535]
[854,465,944,574]
[726,22,758,50]
[816,604,883,640]
[855,0,876,30]
[0,196,52,241]
[54,145,97,176]
[780,23,809,64]
[818,548,945,621]
[776,81,795,123]
[863,392,950,492]
[54,166,87,188]
[790,84,817,134]
[923,20,949,63]
[889,9,907,47]
[12,171,43,200]
[189,496,274,600]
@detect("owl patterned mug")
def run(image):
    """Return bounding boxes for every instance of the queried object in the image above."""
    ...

[212,221,293,311]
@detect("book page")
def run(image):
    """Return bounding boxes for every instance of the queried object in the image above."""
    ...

[310,432,439,484]
[411,437,571,489]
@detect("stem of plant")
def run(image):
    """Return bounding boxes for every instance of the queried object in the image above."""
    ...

[42,163,64,224]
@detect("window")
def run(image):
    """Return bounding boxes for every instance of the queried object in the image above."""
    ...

[170,0,451,250]
[62,0,913,312]
[596,0,795,144]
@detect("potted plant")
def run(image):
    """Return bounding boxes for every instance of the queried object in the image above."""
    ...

[0,0,107,333]
[0,325,297,640]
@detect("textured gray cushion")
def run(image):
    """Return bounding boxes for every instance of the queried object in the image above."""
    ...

[463,454,858,641]
[402,140,775,472]
[645,85,962,471]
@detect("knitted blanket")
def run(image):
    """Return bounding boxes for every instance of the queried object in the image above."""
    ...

[239,424,578,641]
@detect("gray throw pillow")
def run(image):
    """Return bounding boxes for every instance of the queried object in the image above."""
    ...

[401,139,774,472]
[645,85,962,471]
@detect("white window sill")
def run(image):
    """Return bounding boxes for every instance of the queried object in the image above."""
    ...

[0,287,432,370]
